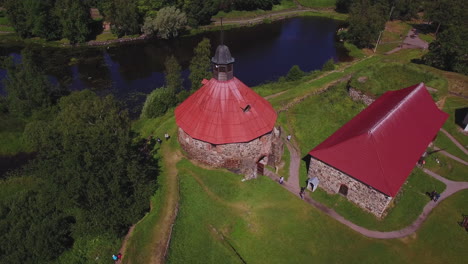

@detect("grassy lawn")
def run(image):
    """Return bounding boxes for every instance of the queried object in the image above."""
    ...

[349,62,447,98]
[0,12,11,26]
[277,142,290,180]
[344,42,366,58]
[298,0,336,8]
[433,131,468,160]
[124,110,181,264]
[213,0,296,19]
[287,82,367,157]
[309,168,446,231]
[94,32,118,42]
[0,25,14,32]
[425,152,467,182]
[441,96,468,147]
[381,20,411,43]
[418,32,435,43]
[166,157,467,263]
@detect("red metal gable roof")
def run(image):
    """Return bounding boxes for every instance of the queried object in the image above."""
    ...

[309,83,448,197]
[175,77,277,144]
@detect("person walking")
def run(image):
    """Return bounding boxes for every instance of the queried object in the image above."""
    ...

[300,187,306,199]
[287,134,291,141]
[279,176,284,184]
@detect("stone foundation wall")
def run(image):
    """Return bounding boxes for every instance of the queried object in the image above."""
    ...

[308,157,392,217]
[348,87,375,106]
[178,128,283,178]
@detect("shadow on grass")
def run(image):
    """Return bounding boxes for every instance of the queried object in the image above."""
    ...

[409,23,434,35]
[302,154,311,175]
[455,107,468,129]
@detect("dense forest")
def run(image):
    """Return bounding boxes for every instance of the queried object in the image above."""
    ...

[2,0,281,42]
[0,38,212,263]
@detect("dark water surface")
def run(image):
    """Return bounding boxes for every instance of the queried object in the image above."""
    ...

[0,16,348,172]
[0,16,348,111]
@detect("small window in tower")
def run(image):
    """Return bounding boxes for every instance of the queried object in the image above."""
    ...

[242,105,251,112]
[219,66,226,72]
[227,64,232,71]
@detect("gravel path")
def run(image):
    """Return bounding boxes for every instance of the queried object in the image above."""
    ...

[264,135,468,239]
[433,147,468,165]
[440,128,468,155]
[386,27,429,54]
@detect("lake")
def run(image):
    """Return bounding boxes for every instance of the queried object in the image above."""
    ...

[0,16,349,113]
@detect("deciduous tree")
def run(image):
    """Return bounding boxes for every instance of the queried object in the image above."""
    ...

[2,48,64,117]
[108,0,141,37]
[55,0,91,44]
[27,90,158,236]
[5,0,61,40]
[189,38,212,90]
[164,55,183,93]
[423,26,468,75]
[142,6,187,39]
[346,0,386,48]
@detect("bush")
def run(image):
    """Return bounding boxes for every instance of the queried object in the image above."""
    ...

[141,88,177,119]
[322,58,335,71]
[177,90,192,103]
[143,6,187,39]
[285,65,305,81]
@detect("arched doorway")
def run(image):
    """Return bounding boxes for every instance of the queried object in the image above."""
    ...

[339,184,348,196]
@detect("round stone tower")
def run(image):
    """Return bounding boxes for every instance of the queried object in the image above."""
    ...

[175,44,283,178]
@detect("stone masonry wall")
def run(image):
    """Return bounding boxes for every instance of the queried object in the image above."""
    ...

[308,157,392,217]
[178,128,283,178]
[348,87,376,106]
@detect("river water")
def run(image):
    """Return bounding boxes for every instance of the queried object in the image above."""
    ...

[0,16,349,175]
[0,17,348,109]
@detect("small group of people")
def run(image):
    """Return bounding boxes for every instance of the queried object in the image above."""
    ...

[429,190,441,202]
[112,253,122,262]
[156,133,170,144]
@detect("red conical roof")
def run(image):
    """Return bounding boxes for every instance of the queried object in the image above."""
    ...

[175,77,277,144]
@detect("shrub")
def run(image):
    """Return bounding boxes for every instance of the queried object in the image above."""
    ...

[141,88,177,119]
[285,65,305,81]
[322,58,335,71]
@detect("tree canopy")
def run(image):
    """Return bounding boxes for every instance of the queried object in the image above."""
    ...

[423,26,468,75]
[0,89,159,262]
[189,38,212,90]
[107,0,141,37]
[55,0,91,44]
[1,48,66,118]
[346,0,387,48]
[142,6,187,39]
[164,55,183,93]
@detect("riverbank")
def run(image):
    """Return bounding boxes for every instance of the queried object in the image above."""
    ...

[0,8,346,49]
[125,48,468,263]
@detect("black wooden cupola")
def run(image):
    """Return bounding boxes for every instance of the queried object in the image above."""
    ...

[212,44,235,81]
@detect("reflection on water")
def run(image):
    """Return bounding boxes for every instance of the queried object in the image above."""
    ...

[0,16,349,105]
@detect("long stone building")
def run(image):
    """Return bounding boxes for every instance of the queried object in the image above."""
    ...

[175,44,283,178]
[308,83,448,217]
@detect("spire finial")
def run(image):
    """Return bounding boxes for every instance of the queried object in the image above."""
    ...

[220,17,224,45]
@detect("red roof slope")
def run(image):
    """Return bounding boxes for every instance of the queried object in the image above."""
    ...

[175,78,277,144]
[309,83,448,197]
